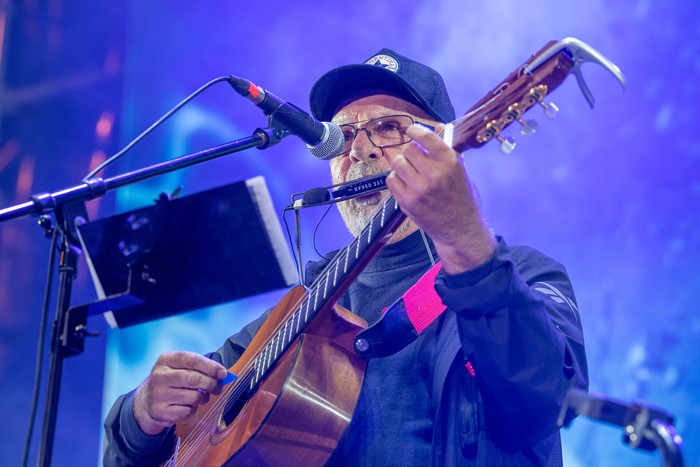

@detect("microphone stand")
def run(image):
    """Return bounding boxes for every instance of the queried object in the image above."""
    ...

[0,126,286,467]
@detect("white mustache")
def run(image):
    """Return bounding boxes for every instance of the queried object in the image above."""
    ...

[345,162,387,182]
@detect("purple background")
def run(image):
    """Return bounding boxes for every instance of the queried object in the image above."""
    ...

[1,1,698,465]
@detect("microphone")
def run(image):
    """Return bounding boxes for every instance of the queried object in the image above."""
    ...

[303,188,332,206]
[291,171,390,208]
[229,76,344,160]
[331,172,388,199]
[292,187,331,208]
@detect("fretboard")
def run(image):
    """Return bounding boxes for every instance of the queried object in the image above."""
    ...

[250,194,406,387]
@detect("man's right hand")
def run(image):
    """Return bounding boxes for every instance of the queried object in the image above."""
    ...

[132,351,228,435]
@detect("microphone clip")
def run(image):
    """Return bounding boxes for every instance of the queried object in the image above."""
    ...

[253,126,289,149]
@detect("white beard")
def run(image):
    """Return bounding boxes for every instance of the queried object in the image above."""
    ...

[334,161,416,241]
[335,161,388,237]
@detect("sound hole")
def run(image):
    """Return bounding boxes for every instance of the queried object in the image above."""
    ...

[221,391,246,428]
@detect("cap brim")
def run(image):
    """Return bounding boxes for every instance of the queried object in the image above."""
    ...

[309,64,434,122]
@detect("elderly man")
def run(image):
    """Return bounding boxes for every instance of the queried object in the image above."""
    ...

[104,48,587,466]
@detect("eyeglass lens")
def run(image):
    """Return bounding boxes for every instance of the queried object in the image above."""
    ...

[339,115,416,155]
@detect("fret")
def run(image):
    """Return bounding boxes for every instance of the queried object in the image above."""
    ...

[333,258,338,287]
[286,312,292,337]
[280,327,287,355]
[272,333,279,360]
[265,342,274,372]
[367,213,373,242]
[343,247,349,274]
[272,323,286,354]
[279,331,285,358]
[250,359,257,387]
[259,345,266,376]
[302,297,310,325]
[295,307,302,333]
[380,200,386,227]
[323,269,329,298]
[254,355,262,385]
[285,318,293,345]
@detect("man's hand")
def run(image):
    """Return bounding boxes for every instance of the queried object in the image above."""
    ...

[133,351,228,435]
[387,124,497,274]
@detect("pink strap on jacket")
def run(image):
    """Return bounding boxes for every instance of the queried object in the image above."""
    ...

[354,261,446,359]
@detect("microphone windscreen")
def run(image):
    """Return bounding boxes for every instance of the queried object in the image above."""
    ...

[302,188,331,206]
[308,122,345,160]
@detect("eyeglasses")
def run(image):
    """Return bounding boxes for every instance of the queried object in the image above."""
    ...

[337,114,434,156]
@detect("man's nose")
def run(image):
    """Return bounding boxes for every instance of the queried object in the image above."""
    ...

[349,129,381,162]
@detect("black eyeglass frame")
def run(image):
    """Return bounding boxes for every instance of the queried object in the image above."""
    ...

[336,114,436,156]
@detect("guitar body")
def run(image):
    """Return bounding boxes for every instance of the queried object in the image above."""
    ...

[173,286,368,466]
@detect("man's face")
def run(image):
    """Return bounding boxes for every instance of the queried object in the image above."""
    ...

[330,94,438,237]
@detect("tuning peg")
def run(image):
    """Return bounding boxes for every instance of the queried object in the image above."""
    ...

[528,85,559,120]
[539,101,559,119]
[518,118,538,136]
[497,135,516,154]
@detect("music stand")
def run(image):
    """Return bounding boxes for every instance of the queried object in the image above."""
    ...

[75,175,297,328]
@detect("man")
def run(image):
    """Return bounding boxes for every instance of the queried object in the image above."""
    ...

[104,48,587,466]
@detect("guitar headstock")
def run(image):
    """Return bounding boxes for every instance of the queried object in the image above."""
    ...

[446,38,626,154]
[316,38,625,205]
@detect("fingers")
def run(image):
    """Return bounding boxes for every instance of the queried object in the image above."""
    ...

[150,352,227,394]
[149,386,210,415]
[135,386,207,431]
[159,351,228,381]
[132,352,229,434]
[405,124,456,162]
[388,123,462,196]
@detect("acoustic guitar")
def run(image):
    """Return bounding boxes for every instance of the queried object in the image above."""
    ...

[167,37,625,466]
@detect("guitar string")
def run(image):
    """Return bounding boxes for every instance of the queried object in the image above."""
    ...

[173,241,354,464]
[173,370,256,464]
[172,199,394,463]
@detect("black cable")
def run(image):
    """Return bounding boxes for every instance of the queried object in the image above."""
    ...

[22,227,59,467]
[294,208,304,284]
[82,75,235,181]
[312,203,334,261]
[282,207,302,284]
[282,201,336,284]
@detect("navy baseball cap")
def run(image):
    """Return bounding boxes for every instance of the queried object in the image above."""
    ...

[309,48,456,124]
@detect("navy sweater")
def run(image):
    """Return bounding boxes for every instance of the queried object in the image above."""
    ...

[103,232,587,466]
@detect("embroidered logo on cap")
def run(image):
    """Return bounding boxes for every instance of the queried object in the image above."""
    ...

[364,53,400,73]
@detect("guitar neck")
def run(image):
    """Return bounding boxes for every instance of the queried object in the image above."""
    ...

[251,195,405,387]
